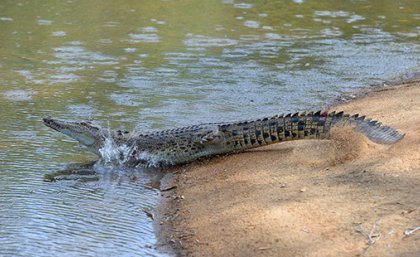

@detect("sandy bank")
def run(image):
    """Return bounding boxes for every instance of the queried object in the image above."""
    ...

[157,81,420,257]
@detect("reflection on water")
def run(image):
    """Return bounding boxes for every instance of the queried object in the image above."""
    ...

[0,0,419,256]
[1,161,165,256]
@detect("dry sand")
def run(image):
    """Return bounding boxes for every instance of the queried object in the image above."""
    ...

[156,81,420,257]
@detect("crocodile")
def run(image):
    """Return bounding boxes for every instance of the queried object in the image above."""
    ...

[43,111,404,167]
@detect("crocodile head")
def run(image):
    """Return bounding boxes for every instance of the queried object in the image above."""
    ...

[43,117,107,155]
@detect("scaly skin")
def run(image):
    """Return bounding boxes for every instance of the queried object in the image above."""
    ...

[43,111,404,167]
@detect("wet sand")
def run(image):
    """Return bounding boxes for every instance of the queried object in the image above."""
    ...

[157,81,420,257]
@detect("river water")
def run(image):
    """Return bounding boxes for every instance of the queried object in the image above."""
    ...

[0,0,419,256]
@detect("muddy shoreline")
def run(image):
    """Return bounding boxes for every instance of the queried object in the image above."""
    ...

[155,79,420,257]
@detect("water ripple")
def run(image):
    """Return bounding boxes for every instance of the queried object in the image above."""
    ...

[129,33,160,43]
[184,34,238,48]
[0,163,165,257]
[2,89,35,101]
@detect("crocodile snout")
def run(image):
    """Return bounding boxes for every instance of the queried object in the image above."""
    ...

[43,116,53,125]
[43,116,61,131]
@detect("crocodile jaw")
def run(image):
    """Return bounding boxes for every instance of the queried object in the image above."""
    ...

[43,117,105,155]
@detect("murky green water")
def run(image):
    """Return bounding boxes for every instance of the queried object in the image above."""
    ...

[0,0,419,256]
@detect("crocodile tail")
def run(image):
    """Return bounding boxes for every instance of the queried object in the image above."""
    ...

[345,113,405,144]
[296,110,404,144]
[291,111,404,144]
[219,111,404,150]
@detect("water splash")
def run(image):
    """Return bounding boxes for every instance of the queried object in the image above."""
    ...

[98,126,131,166]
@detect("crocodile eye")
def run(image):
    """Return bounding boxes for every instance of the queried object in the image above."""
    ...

[80,122,87,126]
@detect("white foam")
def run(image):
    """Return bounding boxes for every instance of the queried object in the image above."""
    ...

[137,151,172,167]
[98,132,131,166]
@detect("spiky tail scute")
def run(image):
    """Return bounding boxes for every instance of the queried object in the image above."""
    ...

[219,111,404,150]
[346,113,405,144]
